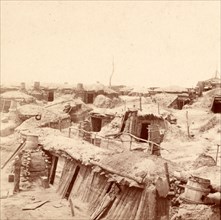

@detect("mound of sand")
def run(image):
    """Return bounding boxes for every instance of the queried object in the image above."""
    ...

[192,88,221,109]
[17,104,45,120]
[98,116,122,136]
[93,95,122,108]
[192,153,216,169]
[152,93,177,108]
[163,123,188,142]
[199,115,220,132]
[0,91,35,103]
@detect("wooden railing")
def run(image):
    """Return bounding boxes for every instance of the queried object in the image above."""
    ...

[68,126,169,154]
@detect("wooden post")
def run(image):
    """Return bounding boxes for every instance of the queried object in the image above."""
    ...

[186,111,190,138]
[216,144,220,165]
[139,95,142,111]
[69,198,75,216]
[107,138,110,149]
[157,103,160,114]
[150,143,154,155]
[164,162,170,187]
[109,56,114,88]
[68,127,71,138]
[129,136,132,151]
[147,125,152,153]
[59,118,61,131]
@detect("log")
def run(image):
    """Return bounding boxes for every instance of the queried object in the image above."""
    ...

[119,188,137,220]
[106,189,122,217]
[134,187,147,220]
[82,171,94,202]
[147,186,157,220]
[129,189,142,220]
[71,166,87,196]
[109,187,128,219]
[89,178,110,213]
[112,187,130,219]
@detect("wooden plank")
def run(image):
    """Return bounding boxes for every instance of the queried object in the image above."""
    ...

[1,141,26,169]
[22,200,49,210]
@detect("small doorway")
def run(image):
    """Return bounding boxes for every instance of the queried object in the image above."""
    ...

[140,123,150,141]
[91,117,102,132]
[87,94,94,104]
[211,96,221,113]
[49,156,58,184]
[64,166,80,199]
[48,91,54,102]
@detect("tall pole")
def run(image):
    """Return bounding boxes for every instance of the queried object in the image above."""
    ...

[139,95,142,111]
[109,56,114,88]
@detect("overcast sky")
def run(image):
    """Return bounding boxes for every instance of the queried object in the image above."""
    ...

[1,1,220,87]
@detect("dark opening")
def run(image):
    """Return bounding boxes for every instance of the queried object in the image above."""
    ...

[49,156,58,184]
[177,99,190,110]
[140,123,150,141]
[87,94,94,104]
[64,166,80,199]
[48,91,54,102]
[91,117,102,132]
[106,182,114,193]
[211,99,221,113]
[120,111,130,132]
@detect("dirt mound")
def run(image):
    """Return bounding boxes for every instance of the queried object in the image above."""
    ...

[152,93,177,108]
[199,115,220,132]
[192,88,221,109]
[17,104,45,121]
[99,116,122,136]
[192,153,216,169]
[172,204,220,220]
[163,123,188,142]
[93,95,122,108]
[0,91,35,103]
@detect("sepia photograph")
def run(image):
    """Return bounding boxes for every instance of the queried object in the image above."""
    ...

[0,1,220,219]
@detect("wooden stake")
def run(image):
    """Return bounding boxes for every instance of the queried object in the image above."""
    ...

[139,95,142,111]
[129,136,132,151]
[59,118,61,131]
[158,103,160,114]
[164,162,170,187]
[68,127,71,138]
[69,198,75,216]
[186,111,190,138]
[216,144,220,165]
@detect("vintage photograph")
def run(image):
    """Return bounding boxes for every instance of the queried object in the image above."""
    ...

[0,1,220,219]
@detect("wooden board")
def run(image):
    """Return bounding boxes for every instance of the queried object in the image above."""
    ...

[22,200,49,210]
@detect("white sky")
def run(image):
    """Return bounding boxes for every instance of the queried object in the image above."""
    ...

[1,1,220,87]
